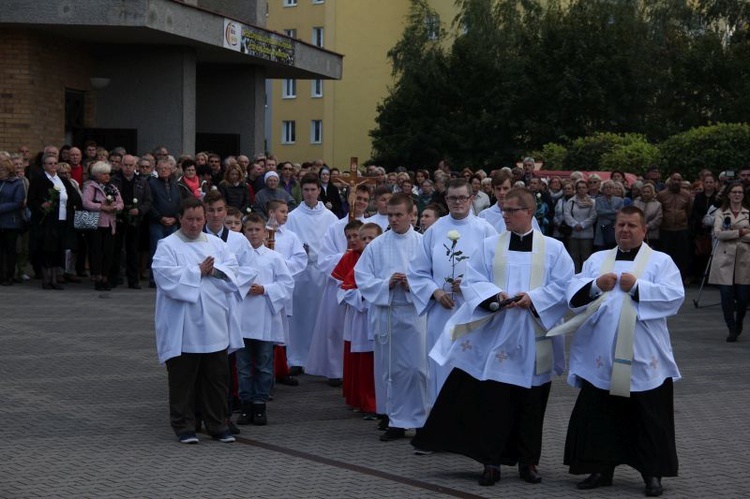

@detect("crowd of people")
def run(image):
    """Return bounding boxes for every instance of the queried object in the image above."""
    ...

[2,142,749,497]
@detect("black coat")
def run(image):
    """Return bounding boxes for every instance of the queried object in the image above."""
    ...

[27,174,82,253]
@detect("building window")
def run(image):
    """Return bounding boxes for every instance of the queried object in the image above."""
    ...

[310,120,323,144]
[312,27,324,47]
[283,0,298,7]
[282,79,297,99]
[284,28,297,38]
[312,0,325,4]
[282,121,296,144]
[311,79,323,98]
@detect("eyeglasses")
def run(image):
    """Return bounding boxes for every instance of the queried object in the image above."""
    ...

[502,207,528,215]
[446,196,471,203]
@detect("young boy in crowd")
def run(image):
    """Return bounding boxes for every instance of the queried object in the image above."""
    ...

[224,206,243,233]
[236,214,295,426]
[335,222,382,417]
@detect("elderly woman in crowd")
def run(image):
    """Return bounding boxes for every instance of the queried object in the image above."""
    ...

[633,181,663,249]
[83,161,124,290]
[219,163,251,213]
[564,179,598,272]
[27,154,82,290]
[709,182,750,342]
[553,180,575,245]
[0,158,26,286]
[177,159,202,199]
[594,179,624,250]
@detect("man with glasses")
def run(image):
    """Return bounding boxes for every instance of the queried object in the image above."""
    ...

[409,179,496,409]
[413,187,573,487]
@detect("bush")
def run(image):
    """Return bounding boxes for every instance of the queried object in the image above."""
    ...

[659,123,750,179]
[563,132,648,170]
[600,141,661,175]
[533,143,568,170]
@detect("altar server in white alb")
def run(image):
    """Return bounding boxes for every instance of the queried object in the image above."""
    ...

[478,170,540,232]
[412,188,574,487]
[563,205,683,498]
[355,193,428,442]
[153,197,244,445]
[235,214,295,427]
[284,173,339,374]
[408,178,496,407]
[306,184,371,385]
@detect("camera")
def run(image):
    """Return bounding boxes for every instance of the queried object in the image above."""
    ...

[726,171,736,178]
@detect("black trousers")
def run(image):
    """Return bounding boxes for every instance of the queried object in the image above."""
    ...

[660,230,690,279]
[166,350,229,436]
[110,222,140,285]
[0,228,19,281]
[88,227,114,278]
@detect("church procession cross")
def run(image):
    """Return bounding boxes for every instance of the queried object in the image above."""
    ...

[332,157,380,221]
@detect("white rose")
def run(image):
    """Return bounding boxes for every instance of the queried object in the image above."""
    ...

[54,186,62,192]
[132,198,138,204]
[246,207,252,213]
[211,185,218,191]
[106,195,113,202]
[447,230,461,242]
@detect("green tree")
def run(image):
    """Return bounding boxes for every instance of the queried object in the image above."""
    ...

[659,123,750,179]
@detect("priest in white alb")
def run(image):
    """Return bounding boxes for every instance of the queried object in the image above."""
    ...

[408,179,496,407]
[412,188,574,487]
[561,205,683,498]
[284,174,339,374]
[153,197,244,444]
[355,193,428,442]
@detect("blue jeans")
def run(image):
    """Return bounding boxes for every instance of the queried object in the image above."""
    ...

[719,284,750,330]
[236,339,274,404]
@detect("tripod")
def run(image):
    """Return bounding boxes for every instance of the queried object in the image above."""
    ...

[693,236,721,308]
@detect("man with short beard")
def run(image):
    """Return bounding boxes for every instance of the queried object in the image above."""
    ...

[656,172,693,285]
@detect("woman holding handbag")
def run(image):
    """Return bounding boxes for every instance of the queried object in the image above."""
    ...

[82,161,124,290]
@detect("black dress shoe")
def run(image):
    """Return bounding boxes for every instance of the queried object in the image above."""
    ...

[643,476,663,497]
[577,472,613,490]
[478,465,501,486]
[327,378,342,387]
[226,419,241,435]
[379,427,405,441]
[289,366,304,377]
[276,376,299,386]
[50,283,64,290]
[727,327,739,342]
[128,283,142,289]
[518,463,542,484]
[377,415,389,431]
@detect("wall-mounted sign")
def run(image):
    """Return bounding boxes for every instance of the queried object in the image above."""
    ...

[223,19,295,66]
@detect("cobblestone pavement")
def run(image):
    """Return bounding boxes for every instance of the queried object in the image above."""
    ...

[0,281,747,498]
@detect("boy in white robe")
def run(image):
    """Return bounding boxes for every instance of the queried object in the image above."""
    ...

[563,206,683,497]
[412,188,574,486]
[284,174,339,373]
[235,214,295,426]
[267,200,307,385]
[364,186,391,231]
[306,185,371,384]
[478,170,541,232]
[153,197,244,444]
[354,193,428,442]
[409,179,496,407]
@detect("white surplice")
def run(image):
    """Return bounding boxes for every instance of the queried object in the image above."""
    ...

[306,215,366,378]
[285,201,339,367]
[365,212,389,231]
[153,232,243,364]
[408,213,496,406]
[239,245,295,343]
[431,231,574,388]
[354,227,428,429]
[273,225,307,343]
[566,248,683,393]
